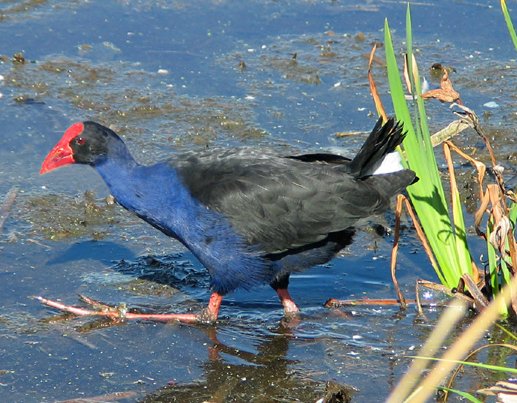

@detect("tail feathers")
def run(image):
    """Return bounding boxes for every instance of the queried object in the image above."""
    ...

[366,170,418,202]
[349,117,405,178]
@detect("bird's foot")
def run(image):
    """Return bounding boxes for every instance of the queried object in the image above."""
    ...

[35,292,223,324]
[276,288,300,316]
[35,295,127,320]
[282,299,300,316]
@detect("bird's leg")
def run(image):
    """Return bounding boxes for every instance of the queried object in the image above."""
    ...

[35,292,223,324]
[275,288,300,315]
[270,273,299,315]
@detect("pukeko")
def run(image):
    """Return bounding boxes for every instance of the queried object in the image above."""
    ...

[39,117,416,323]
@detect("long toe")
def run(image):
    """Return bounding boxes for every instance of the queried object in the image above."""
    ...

[36,292,224,324]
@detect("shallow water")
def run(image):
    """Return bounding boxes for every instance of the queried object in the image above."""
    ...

[0,1,516,401]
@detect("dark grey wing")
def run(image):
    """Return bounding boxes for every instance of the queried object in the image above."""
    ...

[172,148,413,254]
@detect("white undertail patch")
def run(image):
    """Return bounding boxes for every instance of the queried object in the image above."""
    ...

[373,151,404,174]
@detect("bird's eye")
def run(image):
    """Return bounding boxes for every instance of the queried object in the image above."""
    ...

[76,137,86,145]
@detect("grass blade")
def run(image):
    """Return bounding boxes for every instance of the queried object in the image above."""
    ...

[438,387,483,403]
[501,0,517,50]
[411,356,517,374]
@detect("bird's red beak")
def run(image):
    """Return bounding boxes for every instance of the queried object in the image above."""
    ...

[40,142,75,174]
[40,122,84,174]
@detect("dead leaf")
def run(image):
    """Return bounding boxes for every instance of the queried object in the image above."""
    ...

[367,43,388,122]
[422,68,461,103]
[478,380,517,402]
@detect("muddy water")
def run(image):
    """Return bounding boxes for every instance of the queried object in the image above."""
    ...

[0,1,515,401]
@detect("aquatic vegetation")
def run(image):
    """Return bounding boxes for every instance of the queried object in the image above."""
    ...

[379,4,517,401]
[21,191,123,240]
[383,11,475,291]
[379,5,517,312]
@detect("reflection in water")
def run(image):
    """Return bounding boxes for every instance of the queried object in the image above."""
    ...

[142,324,354,403]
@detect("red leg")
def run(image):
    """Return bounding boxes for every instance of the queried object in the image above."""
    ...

[36,292,223,324]
[275,288,299,315]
